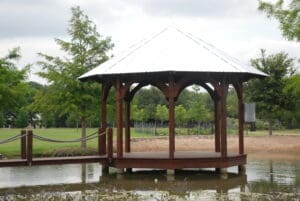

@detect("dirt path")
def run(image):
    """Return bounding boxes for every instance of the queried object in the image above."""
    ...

[130,135,300,160]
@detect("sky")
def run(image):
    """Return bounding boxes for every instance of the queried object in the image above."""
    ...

[0,0,299,84]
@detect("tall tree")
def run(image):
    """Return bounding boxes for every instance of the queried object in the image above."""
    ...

[0,48,29,127]
[35,6,113,147]
[246,49,295,135]
[258,0,300,41]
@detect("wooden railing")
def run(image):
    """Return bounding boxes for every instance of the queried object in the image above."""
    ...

[0,128,113,167]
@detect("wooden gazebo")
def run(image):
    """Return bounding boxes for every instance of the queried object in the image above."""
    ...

[79,26,266,174]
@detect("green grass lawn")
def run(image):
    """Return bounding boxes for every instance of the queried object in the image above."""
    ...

[0,128,299,158]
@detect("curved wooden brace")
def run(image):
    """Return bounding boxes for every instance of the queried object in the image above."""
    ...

[174,77,193,99]
[210,80,221,100]
[173,77,217,100]
[125,82,148,102]
[114,80,134,99]
[195,81,215,100]
[150,81,169,98]
[101,82,112,101]
[232,82,243,100]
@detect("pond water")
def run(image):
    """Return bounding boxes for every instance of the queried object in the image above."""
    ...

[0,159,299,201]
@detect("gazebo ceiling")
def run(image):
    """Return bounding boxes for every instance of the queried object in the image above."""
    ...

[79,25,267,82]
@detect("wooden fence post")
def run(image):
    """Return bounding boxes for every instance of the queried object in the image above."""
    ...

[98,127,106,156]
[107,128,113,161]
[27,130,33,166]
[20,130,27,159]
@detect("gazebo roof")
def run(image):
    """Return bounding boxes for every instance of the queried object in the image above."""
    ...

[79,25,267,82]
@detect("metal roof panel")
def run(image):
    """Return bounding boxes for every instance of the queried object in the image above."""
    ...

[79,25,267,80]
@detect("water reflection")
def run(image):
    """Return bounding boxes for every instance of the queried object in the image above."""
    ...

[0,159,299,200]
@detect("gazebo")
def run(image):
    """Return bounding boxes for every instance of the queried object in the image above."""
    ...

[79,26,266,174]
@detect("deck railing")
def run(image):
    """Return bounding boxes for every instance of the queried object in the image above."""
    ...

[0,128,113,167]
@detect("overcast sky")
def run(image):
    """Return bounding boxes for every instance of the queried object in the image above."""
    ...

[1,0,299,83]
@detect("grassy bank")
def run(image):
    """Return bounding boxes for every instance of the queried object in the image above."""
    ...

[0,128,299,158]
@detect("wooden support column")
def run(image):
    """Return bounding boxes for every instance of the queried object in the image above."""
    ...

[214,99,221,152]
[220,82,228,158]
[20,130,27,159]
[237,84,244,155]
[125,101,131,153]
[99,84,110,156]
[115,79,123,158]
[168,75,175,159]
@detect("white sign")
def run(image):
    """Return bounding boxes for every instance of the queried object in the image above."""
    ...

[245,103,256,122]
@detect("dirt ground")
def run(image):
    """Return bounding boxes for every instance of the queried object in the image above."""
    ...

[130,135,300,160]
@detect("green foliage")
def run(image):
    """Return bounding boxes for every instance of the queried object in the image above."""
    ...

[133,86,166,120]
[15,109,28,128]
[227,88,238,118]
[0,48,31,127]
[282,74,300,127]
[175,104,187,126]
[32,6,113,142]
[186,90,212,123]
[258,0,300,41]
[131,104,149,122]
[0,48,29,113]
[246,49,295,134]
[155,104,168,124]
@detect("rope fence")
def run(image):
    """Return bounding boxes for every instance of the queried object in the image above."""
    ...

[0,128,112,164]
[0,130,105,145]
[32,131,106,143]
[0,133,27,145]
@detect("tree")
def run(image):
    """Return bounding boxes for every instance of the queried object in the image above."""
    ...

[258,0,300,41]
[186,91,211,123]
[282,74,300,128]
[175,105,187,127]
[34,6,113,147]
[131,104,149,122]
[133,87,166,120]
[0,48,29,127]
[155,104,168,124]
[246,49,295,135]
[227,88,238,118]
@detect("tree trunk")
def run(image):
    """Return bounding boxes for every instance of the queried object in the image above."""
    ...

[268,119,272,136]
[81,118,87,148]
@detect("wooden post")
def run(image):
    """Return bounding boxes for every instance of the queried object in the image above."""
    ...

[20,130,27,159]
[27,130,33,165]
[168,75,175,159]
[115,79,123,158]
[220,82,228,158]
[233,82,245,155]
[214,99,221,152]
[99,84,109,156]
[98,127,106,156]
[125,101,131,153]
[238,89,244,155]
[107,128,113,160]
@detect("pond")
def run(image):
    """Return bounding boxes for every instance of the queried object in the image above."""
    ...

[0,158,299,201]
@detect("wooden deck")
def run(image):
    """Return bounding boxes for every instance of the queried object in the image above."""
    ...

[112,151,246,169]
[0,151,246,169]
[122,151,240,159]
